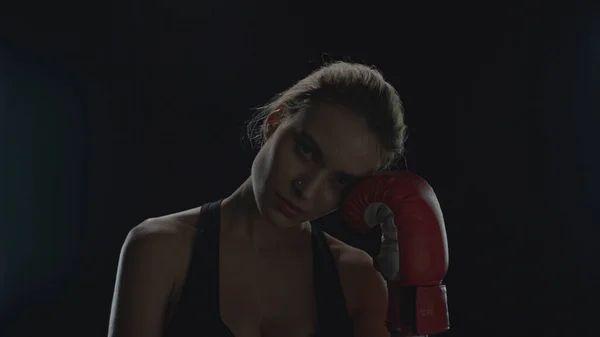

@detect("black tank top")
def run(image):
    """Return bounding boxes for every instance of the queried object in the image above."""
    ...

[165,200,355,337]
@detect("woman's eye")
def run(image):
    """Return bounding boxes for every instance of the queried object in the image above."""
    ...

[298,142,311,156]
[334,176,349,188]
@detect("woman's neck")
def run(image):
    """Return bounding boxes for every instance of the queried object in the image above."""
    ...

[221,177,311,252]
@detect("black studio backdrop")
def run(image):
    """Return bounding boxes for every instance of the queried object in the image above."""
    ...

[1,1,599,336]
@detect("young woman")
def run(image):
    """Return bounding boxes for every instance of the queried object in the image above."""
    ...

[108,61,407,337]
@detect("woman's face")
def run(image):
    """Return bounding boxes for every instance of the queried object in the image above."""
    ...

[251,104,385,228]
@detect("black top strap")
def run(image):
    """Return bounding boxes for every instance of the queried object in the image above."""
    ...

[165,200,226,336]
[311,223,355,337]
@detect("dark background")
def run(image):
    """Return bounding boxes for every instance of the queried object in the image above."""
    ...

[1,1,599,336]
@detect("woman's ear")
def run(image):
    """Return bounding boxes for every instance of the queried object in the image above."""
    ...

[263,107,285,140]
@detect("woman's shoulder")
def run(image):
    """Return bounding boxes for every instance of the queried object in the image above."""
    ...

[121,206,204,279]
[109,207,205,336]
[119,206,205,296]
[128,206,202,246]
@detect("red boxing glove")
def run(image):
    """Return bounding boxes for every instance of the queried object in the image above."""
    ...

[343,171,449,336]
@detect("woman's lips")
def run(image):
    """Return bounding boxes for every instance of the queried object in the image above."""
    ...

[276,194,304,218]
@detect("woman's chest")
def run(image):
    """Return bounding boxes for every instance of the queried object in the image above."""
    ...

[218,241,317,337]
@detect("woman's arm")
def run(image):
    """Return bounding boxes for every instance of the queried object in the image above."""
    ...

[351,262,389,337]
[108,221,181,337]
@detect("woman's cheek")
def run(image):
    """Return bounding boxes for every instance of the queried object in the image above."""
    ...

[318,190,340,214]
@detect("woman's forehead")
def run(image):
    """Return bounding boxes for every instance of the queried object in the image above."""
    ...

[290,105,385,176]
